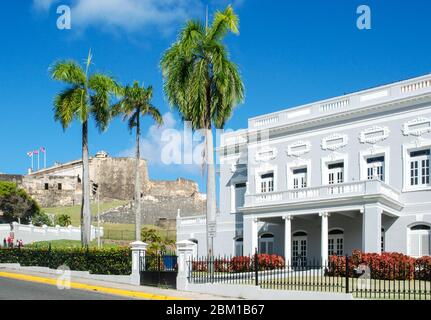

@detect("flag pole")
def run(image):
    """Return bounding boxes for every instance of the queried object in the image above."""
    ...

[37,152,40,171]
[31,154,34,171]
[45,149,47,168]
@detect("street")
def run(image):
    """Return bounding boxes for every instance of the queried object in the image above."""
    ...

[0,276,132,300]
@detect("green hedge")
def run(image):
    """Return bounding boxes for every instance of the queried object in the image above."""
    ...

[0,247,132,275]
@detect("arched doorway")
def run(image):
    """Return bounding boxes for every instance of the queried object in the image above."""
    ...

[292,231,307,266]
[259,233,274,254]
[328,229,344,256]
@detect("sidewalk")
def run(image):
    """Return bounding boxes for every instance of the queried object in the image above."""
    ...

[0,265,236,300]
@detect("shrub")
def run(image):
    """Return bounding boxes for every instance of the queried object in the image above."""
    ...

[253,254,285,271]
[231,256,252,272]
[326,250,431,280]
[31,211,53,227]
[0,247,131,275]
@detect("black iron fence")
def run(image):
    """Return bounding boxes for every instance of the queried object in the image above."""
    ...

[140,254,178,289]
[189,253,431,300]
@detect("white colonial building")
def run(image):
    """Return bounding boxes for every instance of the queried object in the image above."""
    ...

[177,74,431,264]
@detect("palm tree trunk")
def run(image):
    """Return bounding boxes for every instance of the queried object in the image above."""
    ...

[81,120,91,247]
[135,111,142,241]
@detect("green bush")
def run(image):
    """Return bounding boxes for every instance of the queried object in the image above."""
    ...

[0,247,132,275]
[31,211,53,227]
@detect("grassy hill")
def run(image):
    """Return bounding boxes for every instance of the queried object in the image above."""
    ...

[42,201,176,242]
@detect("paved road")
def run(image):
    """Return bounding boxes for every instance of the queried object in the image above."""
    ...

[0,277,132,300]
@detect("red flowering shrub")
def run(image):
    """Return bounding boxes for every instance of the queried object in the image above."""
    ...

[326,250,431,280]
[253,254,285,271]
[231,256,252,272]
[415,256,431,280]
[214,258,233,272]
[192,261,208,272]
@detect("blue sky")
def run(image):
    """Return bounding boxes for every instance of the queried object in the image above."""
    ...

[0,0,430,192]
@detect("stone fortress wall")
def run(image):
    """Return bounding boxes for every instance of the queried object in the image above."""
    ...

[0,151,205,224]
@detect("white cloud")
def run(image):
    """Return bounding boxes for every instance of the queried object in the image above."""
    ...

[118,112,204,174]
[33,0,245,34]
[33,0,204,34]
[33,0,59,11]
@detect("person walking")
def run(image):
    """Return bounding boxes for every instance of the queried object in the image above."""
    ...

[3,238,6,248]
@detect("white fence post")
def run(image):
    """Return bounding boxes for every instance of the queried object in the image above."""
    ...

[130,241,148,285]
[176,240,197,291]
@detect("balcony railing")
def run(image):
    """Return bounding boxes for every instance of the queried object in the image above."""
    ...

[244,180,401,208]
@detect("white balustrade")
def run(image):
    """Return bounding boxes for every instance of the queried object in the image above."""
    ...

[244,181,400,207]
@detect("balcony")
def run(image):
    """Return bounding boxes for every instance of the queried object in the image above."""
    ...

[243,180,402,211]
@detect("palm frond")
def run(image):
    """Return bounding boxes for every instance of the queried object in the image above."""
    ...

[50,61,86,86]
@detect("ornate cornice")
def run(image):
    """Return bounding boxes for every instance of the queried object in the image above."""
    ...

[359,126,390,144]
[286,140,311,157]
[321,133,348,151]
[402,117,431,137]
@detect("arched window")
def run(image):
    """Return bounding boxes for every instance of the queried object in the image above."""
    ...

[328,229,344,256]
[259,233,274,254]
[408,224,431,257]
[234,237,243,256]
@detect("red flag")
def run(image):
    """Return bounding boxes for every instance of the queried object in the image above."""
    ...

[33,150,39,155]
[40,147,46,153]
[27,151,33,157]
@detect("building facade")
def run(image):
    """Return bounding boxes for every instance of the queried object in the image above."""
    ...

[177,74,431,263]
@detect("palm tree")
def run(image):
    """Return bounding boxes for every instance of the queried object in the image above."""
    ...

[112,81,163,241]
[161,5,244,256]
[50,50,119,247]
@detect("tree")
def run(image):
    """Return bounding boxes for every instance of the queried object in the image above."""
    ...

[0,181,41,224]
[50,50,119,247]
[112,82,163,241]
[55,214,72,227]
[160,5,244,256]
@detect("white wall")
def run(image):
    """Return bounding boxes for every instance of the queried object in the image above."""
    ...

[0,223,103,245]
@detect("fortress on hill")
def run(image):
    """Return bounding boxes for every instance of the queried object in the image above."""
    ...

[0,151,205,224]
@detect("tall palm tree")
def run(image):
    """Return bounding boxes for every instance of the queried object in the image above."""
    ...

[50,50,119,247]
[112,81,163,241]
[161,5,244,256]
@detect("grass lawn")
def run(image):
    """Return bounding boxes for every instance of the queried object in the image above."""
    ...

[43,200,129,226]
[42,201,176,241]
[26,239,123,249]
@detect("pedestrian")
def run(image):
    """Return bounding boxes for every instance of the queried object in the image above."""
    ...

[7,236,12,248]
[2,238,6,248]
[18,239,23,248]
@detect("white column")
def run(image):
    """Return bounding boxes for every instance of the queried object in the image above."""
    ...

[362,205,382,253]
[283,215,292,264]
[130,241,148,285]
[319,212,330,265]
[176,240,197,291]
[243,215,258,256]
